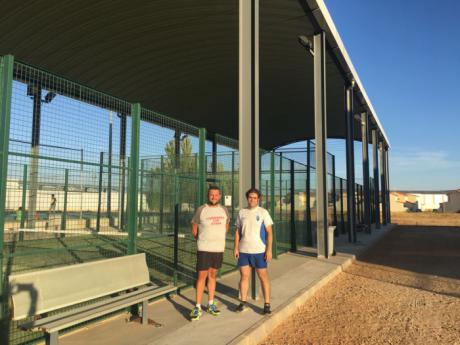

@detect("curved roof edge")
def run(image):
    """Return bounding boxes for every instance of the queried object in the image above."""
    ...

[306,0,390,148]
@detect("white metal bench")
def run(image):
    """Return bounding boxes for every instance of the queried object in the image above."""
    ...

[9,253,176,345]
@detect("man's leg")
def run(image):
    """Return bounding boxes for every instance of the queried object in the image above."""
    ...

[239,265,251,302]
[207,267,217,302]
[256,268,270,304]
[195,270,208,306]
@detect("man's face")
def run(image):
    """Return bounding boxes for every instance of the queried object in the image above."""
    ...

[208,189,221,205]
[247,192,259,208]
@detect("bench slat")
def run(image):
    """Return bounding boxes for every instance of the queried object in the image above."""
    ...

[21,284,158,329]
[10,253,150,320]
[36,285,177,333]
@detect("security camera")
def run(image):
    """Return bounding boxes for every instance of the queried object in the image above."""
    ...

[298,35,314,56]
[298,35,312,49]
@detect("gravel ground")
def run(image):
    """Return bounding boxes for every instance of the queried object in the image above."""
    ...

[261,225,460,345]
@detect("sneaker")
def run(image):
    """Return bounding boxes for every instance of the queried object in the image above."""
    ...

[263,303,271,314]
[189,306,202,321]
[207,302,221,316]
[235,302,247,313]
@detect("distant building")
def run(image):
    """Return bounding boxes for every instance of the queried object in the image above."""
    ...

[439,190,460,213]
[391,191,448,212]
[414,193,448,211]
[390,192,418,212]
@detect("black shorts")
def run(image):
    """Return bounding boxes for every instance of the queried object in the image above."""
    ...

[196,251,223,271]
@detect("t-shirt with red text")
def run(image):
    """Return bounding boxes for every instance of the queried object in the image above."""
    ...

[191,204,230,252]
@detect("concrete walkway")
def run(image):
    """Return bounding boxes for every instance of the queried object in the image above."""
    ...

[61,225,393,345]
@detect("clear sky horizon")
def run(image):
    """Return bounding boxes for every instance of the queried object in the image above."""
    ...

[324,0,460,191]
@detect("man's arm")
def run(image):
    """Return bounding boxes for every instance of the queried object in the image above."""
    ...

[233,228,240,259]
[264,225,273,262]
[191,223,199,239]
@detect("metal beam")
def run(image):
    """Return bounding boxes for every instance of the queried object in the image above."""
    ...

[345,85,356,243]
[118,112,127,230]
[239,0,260,299]
[212,132,217,175]
[290,159,296,252]
[385,147,391,223]
[27,84,41,228]
[127,103,140,255]
[306,140,312,246]
[332,155,338,237]
[361,112,371,233]
[198,128,207,205]
[372,129,380,229]
[313,31,328,258]
[380,140,387,226]
[0,55,14,322]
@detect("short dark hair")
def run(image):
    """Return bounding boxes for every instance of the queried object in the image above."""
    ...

[245,188,261,199]
[208,186,221,194]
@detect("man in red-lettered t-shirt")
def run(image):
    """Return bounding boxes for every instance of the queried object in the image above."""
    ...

[189,186,229,321]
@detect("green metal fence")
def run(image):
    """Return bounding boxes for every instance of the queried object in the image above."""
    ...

[0,56,365,344]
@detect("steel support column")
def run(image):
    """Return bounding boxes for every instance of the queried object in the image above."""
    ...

[313,31,328,258]
[380,141,387,225]
[107,112,113,226]
[239,0,260,299]
[0,55,14,322]
[306,140,312,246]
[361,112,371,233]
[198,128,207,205]
[332,155,338,237]
[27,84,42,229]
[290,160,296,252]
[385,147,391,223]
[127,103,140,255]
[118,112,127,230]
[270,151,277,258]
[211,133,217,175]
[345,85,357,243]
[372,130,380,229]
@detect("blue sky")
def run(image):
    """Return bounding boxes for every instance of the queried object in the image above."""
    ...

[324,0,460,190]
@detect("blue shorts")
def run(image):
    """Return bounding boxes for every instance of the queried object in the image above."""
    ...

[237,252,267,269]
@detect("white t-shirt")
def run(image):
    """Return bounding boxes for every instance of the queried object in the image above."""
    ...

[191,204,229,252]
[237,206,274,254]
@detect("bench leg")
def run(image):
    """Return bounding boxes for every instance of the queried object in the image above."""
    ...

[45,331,58,345]
[142,300,149,325]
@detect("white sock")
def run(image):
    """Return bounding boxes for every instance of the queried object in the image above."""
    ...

[208,300,214,306]
[195,304,201,309]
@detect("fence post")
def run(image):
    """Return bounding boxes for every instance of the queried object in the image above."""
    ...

[306,140,312,246]
[19,164,28,240]
[340,178,345,234]
[0,54,14,322]
[290,160,296,252]
[231,151,235,222]
[127,103,140,255]
[279,153,283,225]
[139,159,144,230]
[332,155,338,237]
[270,152,277,258]
[198,128,206,204]
[173,175,179,286]
[60,169,69,236]
[160,155,164,233]
[96,152,103,232]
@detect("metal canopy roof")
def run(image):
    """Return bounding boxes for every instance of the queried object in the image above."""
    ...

[0,0,389,149]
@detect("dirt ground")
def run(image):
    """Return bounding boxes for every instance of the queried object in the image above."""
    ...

[391,211,460,226]
[261,225,460,345]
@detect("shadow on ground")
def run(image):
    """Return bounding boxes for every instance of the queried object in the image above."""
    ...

[346,225,460,297]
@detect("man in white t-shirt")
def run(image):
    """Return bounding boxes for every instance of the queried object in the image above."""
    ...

[189,186,230,321]
[234,188,274,314]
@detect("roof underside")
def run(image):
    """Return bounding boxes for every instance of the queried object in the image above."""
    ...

[0,0,387,149]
